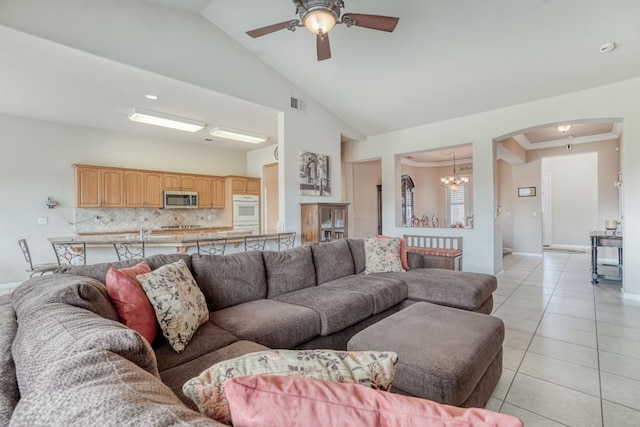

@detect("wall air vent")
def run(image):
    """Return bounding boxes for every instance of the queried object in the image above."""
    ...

[290,96,307,113]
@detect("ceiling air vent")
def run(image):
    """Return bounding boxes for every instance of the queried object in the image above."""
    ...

[290,97,307,113]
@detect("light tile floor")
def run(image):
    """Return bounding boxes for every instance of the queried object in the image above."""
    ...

[487,252,640,427]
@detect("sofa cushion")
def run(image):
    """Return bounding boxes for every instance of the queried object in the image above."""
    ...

[311,239,355,285]
[346,238,366,274]
[273,286,374,335]
[225,376,523,427]
[384,269,497,311]
[322,274,408,314]
[183,349,398,425]
[364,237,405,274]
[138,259,209,353]
[11,348,224,426]
[106,261,158,344]
[191,251,267,311]
[375,234,409,269]
[55,253,193,284]
[0,295,18,425]
[160,340,269,411]
[263,246,316,298]
[210,299,321,348]
[154,321,240,372]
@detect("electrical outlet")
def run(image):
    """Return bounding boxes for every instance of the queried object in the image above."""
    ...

[37,217,48,225]
[94,216,101,223]
[207,215,212,220]
[139,216,146,222]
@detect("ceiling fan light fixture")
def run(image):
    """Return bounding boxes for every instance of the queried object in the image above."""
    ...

[209,126,268,144]
[128,108,205,132]
[303,9,337,34]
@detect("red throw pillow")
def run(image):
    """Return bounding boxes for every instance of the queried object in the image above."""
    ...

[225,376,524,427]
[105,261,158,344]
[375,234,408,270]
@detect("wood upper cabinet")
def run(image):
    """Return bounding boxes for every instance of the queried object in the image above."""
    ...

[74,165,123,207]
[122,170,163,208]
[195,176,212,208]
[143,172,163,208]
[163,174,196,191]
[101,169,124,207]
[124,170,144,207]
[228,177,260,195]
[211,177,225,208]
[75,166,101,207]
[245,178,260,194]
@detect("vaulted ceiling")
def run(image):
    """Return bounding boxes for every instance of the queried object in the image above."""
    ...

[1,0,639,150]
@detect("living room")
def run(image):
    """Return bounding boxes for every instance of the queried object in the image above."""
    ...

[1,1,640,425]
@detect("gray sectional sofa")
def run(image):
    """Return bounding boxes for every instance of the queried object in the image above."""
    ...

[1,238,498,426]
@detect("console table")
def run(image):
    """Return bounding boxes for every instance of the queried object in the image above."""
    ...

[590,232,622,284]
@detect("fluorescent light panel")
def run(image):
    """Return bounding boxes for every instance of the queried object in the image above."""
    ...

[209,126,268,144]
[128,108,205,132]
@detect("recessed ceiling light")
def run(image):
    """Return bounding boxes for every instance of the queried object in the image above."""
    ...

[598,42,615,54]
[145,94,159,100]
[556,124,571,133]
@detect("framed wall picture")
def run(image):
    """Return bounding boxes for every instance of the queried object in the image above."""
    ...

[518,187,536,197]
[299,151,331,196]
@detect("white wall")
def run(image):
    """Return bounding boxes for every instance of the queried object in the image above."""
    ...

[497,160,515,250]
[0,113,247,283]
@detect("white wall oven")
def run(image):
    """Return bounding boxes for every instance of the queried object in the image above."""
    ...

[233,194,260,232]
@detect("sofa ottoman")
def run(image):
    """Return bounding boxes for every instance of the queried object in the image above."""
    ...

[347,301,504,408]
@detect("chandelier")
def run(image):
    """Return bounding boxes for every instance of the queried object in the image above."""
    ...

[440,150,469,191]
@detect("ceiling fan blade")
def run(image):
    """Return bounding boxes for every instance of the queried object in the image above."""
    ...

[342,13,399,32]
[316,32,331,61]
[246,20,296,38]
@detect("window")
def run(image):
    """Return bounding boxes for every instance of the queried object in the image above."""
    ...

[401,175,414,226]
[446,176,472,227]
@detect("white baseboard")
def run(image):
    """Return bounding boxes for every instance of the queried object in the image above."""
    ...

[622,290,640,302]
[513,252,544,257]
[548,244,588,251]
[0,282,21,292]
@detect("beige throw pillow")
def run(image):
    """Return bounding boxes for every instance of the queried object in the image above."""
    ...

[183,349,398,424]
[364,236,405,274]
[137,259,208,353]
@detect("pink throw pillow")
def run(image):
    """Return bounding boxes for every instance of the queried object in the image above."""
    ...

[106,261,158,344]
[375,234,409,270]
[225,376,524,427]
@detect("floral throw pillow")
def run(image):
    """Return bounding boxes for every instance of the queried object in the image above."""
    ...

[364,236,405,274]
[182,349,398,425]
[137,259,208,353]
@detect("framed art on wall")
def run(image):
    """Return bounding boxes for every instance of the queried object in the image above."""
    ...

[299,151,331,196]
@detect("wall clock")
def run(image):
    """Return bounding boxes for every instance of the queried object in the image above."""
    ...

[274,146,279,160]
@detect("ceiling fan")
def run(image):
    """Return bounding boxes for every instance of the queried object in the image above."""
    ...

[246,0,399,61]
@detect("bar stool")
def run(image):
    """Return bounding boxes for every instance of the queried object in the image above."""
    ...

[196,237,228,255]
[113,241,145,261]
[18,239,59,277]
[277,232,296,251]
[244,235,268,252]
[51,241,86,266]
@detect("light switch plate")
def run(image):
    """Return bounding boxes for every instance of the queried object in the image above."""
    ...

[37,217,48,225]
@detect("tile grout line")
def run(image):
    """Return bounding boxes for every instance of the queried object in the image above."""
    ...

[592,279,605,427]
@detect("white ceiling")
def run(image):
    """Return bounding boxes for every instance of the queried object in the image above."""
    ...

[1,0,639,151]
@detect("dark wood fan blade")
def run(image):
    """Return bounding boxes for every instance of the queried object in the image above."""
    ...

[342,13,399,32]
[316,32,331,61]
[246,20,295,38]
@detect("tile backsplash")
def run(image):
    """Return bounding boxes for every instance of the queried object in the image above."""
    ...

[74,208,225,234]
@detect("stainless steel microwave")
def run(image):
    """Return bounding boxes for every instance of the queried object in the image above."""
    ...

[163,191,198,209]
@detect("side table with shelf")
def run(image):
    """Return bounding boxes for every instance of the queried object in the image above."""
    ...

[300,203,349,244]
[590,231,622,284]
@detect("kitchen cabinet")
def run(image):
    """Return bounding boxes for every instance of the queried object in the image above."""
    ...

[211,178,225,208]
[195,176,225,209]
[74,165,123,207]
[300,202,349,244]
[124,170,163,208]
[163,174,196,191]
[228,177,260,195]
